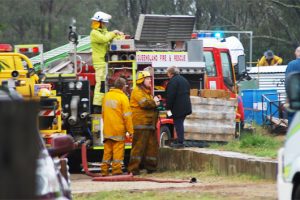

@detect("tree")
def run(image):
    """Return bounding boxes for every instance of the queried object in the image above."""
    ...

[1,0,300,63]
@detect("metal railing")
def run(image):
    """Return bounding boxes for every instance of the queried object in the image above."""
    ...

[261,92,287,128]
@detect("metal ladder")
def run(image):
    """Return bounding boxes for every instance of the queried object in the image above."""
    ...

[30,36,91,70]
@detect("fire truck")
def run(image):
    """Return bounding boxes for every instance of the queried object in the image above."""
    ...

[27,14,246,152]
[106,15,246,146]
[0,44,66,145]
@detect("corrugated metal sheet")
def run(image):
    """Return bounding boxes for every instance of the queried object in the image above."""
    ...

[135,14,195,42]
[246,65,287,102]
[247,65,287,73]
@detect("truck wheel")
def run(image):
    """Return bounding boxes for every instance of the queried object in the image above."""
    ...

[160,125,171,147]
[293,183,300,200]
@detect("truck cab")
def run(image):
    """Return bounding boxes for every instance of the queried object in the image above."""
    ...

[277,72,300,200]
[0,44,39,98]
[203,47,237,96]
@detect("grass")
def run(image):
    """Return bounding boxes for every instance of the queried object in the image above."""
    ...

[137,168,264,182]
[208,125,284,158]
[73,170,271,200]
[72,125,280,200]
[74,191,222,200]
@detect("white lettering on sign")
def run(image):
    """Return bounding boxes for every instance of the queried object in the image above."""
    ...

[253,102,268,111]
[136,52,188,63]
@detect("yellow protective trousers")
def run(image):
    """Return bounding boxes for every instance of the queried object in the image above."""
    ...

[127,129,158,173]
[93,62,106,106]
[101,139,125,176]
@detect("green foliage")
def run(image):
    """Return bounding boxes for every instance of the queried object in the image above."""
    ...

[209,130,283,158]
[239,133,279,149]
[0,0,300,62]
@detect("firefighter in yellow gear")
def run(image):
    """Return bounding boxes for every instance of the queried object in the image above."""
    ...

[257,50,283,66]
[90,11,123,112]
[101,77,133,176]
[127,71,160,175]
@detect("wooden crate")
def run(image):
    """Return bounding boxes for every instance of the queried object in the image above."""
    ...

[185,96,237,142]
[200,89,231,99]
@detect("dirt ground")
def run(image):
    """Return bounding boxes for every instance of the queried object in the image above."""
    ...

[71,173,277,200]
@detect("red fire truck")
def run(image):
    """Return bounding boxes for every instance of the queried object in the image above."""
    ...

[22,14,246,171]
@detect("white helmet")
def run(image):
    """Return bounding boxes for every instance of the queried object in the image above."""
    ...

[91,11,111,23]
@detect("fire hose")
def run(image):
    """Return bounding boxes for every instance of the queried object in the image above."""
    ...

[81,142,196,183]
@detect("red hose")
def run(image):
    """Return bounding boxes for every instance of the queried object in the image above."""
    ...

[82,142,190,183]
[92,175,189,183]
[81,142,102,177]
[92,174,134,181]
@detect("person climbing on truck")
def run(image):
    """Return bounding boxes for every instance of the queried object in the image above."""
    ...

[90,11,123,113]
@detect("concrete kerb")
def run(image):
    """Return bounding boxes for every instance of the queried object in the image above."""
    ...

[158,147,277,180]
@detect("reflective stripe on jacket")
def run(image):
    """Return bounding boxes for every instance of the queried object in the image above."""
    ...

[130,85,157,129]
[102,89,133,141]
[90,28,116,65]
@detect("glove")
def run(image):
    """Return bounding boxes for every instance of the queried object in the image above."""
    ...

[153,96,160,106]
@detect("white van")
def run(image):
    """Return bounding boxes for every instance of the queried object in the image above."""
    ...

[277,72,300,200]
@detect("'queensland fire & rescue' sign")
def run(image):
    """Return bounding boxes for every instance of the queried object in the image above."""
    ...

[136,52,188,63]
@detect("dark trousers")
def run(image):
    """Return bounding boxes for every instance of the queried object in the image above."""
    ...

[174,117,185,144]
[128,129,158,173]
[288,111,295,126]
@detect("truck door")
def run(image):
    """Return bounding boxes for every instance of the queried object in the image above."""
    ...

[220,51,234,87]
[204,48,236,96]
[203,47,222,90]
[219,50,236,96]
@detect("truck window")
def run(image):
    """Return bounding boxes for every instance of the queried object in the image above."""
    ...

[220,52,234,87]
[203,51,216,76]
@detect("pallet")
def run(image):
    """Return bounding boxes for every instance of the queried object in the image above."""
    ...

[266,115,288,128]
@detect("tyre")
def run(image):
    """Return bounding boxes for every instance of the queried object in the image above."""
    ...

[67,149,82,173]
[160,125,171,147]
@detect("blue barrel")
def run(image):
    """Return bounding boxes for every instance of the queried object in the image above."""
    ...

[241,89,278,125]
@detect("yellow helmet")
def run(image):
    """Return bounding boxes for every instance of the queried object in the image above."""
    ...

[38,88,51,97]
[136,71,151,84]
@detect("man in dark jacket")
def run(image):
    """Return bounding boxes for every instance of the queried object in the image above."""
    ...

[285,46,300,125]
[166,66,192,148]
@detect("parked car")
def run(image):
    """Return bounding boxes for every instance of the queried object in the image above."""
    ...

[277,72,300,200]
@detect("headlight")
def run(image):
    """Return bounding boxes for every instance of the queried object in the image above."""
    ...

[68,82,75,89]
[76,81,83,90]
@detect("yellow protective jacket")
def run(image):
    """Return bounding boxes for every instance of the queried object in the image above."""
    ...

[102,89,133,141]
[90,27,116,65]
[257,55,283,66]
[130,85,157,130]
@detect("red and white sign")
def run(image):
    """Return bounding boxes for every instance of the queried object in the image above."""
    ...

[39,110,61,116]
[136,52,188,63]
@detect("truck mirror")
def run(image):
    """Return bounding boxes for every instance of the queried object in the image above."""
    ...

[237,55,246,75]
[286,72,300,110]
